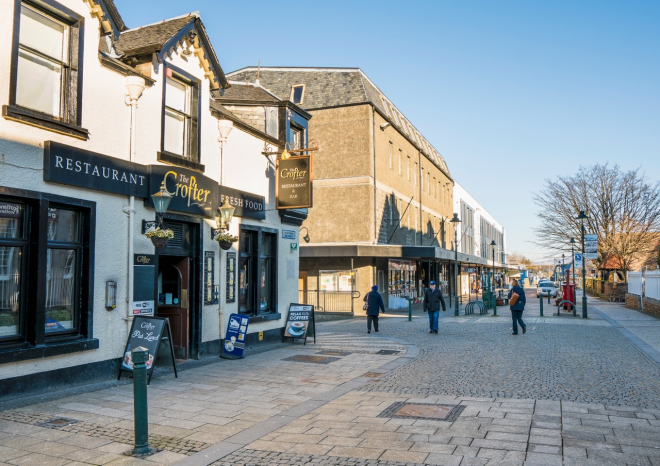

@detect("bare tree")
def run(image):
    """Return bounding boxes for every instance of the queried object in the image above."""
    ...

[533,164,660,277]
[508,252,532,266]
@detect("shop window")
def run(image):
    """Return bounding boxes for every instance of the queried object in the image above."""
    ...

[0,193,94,358]
[4,1,86,139]
[239,229,277,317]
[162,67,200,162]
[388,260,417,298]
[290,85,305,105]
[0,202,26,342]
[45,208,81,336]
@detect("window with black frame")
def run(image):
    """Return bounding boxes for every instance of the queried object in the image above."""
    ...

[45,207,81,336]
[7,1,84,132]
[0,202,27,343]
[163,70,199,162]
[239,230,277,316]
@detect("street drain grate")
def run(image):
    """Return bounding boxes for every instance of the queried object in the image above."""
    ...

[317,351,352,357]
[38,417,80,428]
[283,355,340,364]
[362,372,383,378]
[376,349,401,355]
[378,402,466,422]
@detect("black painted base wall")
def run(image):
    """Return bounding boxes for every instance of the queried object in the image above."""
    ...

[0,357,121,399]
[0,328,288,399]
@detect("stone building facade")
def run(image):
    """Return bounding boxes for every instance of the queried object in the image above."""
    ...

[227,67,491,311]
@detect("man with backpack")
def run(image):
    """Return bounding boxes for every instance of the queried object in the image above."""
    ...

[424,280,446,334]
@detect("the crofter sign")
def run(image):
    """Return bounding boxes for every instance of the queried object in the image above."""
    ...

[148,165,217,217]
[276,155,312,209]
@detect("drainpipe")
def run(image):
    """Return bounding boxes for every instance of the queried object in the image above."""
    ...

[372,107,377,245]
[217,120,233,343]
[124,76,146,323]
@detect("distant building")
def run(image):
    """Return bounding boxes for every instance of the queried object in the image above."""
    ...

[227,67,494,310]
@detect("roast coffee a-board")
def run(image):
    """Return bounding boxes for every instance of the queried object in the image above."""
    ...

[118,316,177,383]
[283,304,315,345]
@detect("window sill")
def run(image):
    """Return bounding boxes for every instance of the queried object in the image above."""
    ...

[2,105,89,140]
[0,338,99,365]
[248,312,281,323]
[157,151,205,173]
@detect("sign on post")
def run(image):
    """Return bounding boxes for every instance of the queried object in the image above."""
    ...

[585,234,598,260]
[283,304,316,345]
[574,253,583,270]
[276,156,313,209]
[221,313,250,359]
[118,316,177,383]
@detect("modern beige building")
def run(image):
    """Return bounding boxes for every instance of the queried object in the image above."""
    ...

[227,67,490,311]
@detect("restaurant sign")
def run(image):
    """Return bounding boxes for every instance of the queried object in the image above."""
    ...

[44,141,149,197]
[276,155,312,209]
[43,142,266,219]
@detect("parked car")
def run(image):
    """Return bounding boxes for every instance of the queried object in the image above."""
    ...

[537,281,558,297]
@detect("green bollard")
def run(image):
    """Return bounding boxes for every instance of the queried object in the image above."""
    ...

[408,298,412,322]
[493,296,497,316]
[539,295,543,316]
[132,346,150,455]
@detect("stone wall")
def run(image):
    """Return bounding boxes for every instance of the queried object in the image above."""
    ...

[642,297,660,317]
[625,294,641,310]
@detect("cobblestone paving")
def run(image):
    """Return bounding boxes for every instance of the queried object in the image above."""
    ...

[212,449,438,465]
[324,312,660,409]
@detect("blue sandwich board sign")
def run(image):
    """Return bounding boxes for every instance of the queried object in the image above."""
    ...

[221,313,250,359]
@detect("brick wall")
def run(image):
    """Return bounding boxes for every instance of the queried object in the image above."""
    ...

[625,293,641,310]
[642,297,660,317]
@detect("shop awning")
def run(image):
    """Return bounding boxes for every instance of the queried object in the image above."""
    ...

[299,244,490,265]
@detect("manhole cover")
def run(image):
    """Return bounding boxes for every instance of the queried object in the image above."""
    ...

[283,355,340,364]
[362,372,382,378]
[38,417,80,428]
[378,402,465,422]
[318,351,351,356]
[377,349,401,355]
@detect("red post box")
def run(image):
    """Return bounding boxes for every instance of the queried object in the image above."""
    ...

[562,270,575,311]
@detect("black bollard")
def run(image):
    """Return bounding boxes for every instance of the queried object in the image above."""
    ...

[132,346,150,455]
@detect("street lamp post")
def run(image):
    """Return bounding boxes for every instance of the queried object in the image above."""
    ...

[562,254,565,283]
[490,240,497,316]
[570,237,577,316]
[450,213,461,316]
[578,210,588,318]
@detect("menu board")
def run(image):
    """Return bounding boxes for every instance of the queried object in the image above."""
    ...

[283,304,315,344]
[118,316,177,383]
[221,313,249,359]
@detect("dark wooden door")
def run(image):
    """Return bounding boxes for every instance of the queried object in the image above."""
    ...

[157,256,190,359]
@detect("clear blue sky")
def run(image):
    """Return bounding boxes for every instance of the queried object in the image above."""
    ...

[116,0,660,261]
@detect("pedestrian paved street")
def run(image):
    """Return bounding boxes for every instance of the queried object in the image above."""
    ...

[2,293,660,466]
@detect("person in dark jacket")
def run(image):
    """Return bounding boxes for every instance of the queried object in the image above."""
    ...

[424,280,446,334]
[363,285,385,333]
[507,279,527,335]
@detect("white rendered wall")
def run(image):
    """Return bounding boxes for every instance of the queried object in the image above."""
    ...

[0,1,298,379]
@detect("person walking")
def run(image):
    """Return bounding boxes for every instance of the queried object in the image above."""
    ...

[363,285,385,334]
[424,280,446,334]
[508,279,527,335]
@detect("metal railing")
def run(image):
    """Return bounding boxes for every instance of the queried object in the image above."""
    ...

[298,290,361,313]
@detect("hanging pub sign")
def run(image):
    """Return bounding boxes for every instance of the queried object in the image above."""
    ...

[283,304,316,345]
[276,155,312,209]
[118,316,177,384]
[43,141,149,197]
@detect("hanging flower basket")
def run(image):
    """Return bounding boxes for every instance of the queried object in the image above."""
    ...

[150,236,170,248]
[145,225,174,248]
[215,232,238,250]
[218,240,233,250]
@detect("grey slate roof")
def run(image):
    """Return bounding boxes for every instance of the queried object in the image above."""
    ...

[112,16,194,56]
[216,83,280,103]
[227,67,450,177]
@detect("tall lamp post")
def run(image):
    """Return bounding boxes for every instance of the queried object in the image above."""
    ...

[562,254,565,283]
[577,210,588,318]
[490,240,497,316]
[450,213,461,316]
[570,238,576,284]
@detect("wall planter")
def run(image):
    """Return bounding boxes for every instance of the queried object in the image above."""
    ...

[214,232,238,251]
[144,226,174,248]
